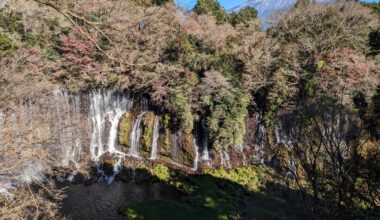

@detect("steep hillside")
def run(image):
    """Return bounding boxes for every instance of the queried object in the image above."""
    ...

[0,0,379,219]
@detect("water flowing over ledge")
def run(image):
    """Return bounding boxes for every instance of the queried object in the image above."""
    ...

[0,88,312,186]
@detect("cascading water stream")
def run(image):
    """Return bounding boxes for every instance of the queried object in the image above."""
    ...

[201,127,211,166]
[285,159,297,181]
[192,138,199,171]
[89,90,133,160]
[242,153,248,166]
[220,150,231,169]
[52,90,83,167]
[149,116,160,160]
[129,112,146,157]
[90,93,104,160]
[202,146,210,166]
[107,110,124,154]
[253,123,266,164]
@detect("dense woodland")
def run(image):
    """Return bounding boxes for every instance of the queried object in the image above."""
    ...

[0,0,379,219]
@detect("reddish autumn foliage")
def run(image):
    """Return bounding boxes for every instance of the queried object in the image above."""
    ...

[315,49,379,104]
[58,29,102,76]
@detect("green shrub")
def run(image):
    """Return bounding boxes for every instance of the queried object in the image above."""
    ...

[44,45,60,61]
[0,13,23,34]
[362,2,380,16]
[151,164,171,181]
[208,92,250,151]
[0,33,14,56]
[47,18,59,31]
[230,7,258,27]
[193,0,230,24]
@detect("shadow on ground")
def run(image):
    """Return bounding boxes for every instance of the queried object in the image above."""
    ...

[59,164,316,220]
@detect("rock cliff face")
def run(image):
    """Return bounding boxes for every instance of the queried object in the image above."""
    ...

[0,88,289,178]
[2,87,352,185]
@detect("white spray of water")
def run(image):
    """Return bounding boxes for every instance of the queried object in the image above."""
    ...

[29,90,83,167]
[89,90,133,160]
[201,129,211,166]
[242,153,248,166]
[220,150,231,169]
[129,112,146,157]
[107,108,125,154]
[149,116,160,160]
[285,159,297,181]
[192,138,199,171]
[107,157,123,184]
[253,123,267,164]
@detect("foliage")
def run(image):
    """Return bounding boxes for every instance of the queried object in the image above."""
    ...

[193,0,229,24]
[362,2,380,17]
[262,2,379,114]
[121,164,304,219]
[230,7,258,27]
[203,166,275,192]
[0,33,14,56]
[207,92,250,151]
[276,97,380,218]
[193,0,258,27]
[150,164,171,181]
[0,12,23,34]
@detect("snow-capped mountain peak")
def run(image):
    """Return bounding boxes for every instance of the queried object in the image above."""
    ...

[229,0,298,18]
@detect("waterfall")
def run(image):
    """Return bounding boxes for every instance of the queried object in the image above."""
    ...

[275,124,292,148]
[253,123,266,164]
[201,127,211,166]
[202,146,210,165]
[275,126,281,144]
[1,89,137,185]
[285,159,297,181]
[220,150,231,169]
[52,90,83,167]
[129,112,146,157]
[149,116,160,160]
[192,138,199,171]
[107,157,123,184]
[89,90,133,160]
[242,153,247,166]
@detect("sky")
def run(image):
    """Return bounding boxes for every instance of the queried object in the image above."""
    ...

[175,0,379,11]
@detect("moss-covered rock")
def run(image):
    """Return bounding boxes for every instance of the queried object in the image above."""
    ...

[119,112,133,153]
[158,114,171,158]
[141,111,155,158]
[182,132,195,167]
